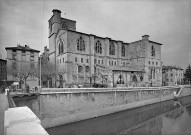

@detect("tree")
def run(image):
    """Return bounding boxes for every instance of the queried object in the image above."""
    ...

[7,64,38,90]
[40,63,56,88]
[184,65,191,84]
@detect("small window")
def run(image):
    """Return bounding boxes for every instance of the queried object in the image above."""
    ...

[30,56,34,61]
[60,59,61,63]
[156,62,158,65]
[81,58,83,63]
[148,61,150,64]
[63,58,64,63]
[12,54,16,60]
[115,61,116,65]
[94,59,97,64]
[75,57,77,62]
[98,60,100,64]
[102,60,103,64]
[86,59,89,63]
[112,61,113,65]
[12,49,16,52]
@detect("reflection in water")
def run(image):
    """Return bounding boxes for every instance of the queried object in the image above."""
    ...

[47,96,191,135]
[186,105,191,116]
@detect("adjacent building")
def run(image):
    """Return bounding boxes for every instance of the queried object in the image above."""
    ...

[48,9,163,87]
[5,45,40,89]
[162,66,184,86]
[0,59,7,81]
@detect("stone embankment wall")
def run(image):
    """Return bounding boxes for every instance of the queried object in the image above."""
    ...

[13,86,191,129]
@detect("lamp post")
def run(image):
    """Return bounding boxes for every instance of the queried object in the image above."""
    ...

[39,56,42,88]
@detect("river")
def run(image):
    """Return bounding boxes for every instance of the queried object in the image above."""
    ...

[46,96,191,135]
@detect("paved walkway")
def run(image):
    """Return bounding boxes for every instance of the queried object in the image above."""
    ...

[0,93,9,135]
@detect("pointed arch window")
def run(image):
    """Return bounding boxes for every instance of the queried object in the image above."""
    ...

[109,42,115,55]
[58,38,64,54]
[151,45,155,56]
[121,45,125,57]
[95,40,102,54]
[77,37,85,51]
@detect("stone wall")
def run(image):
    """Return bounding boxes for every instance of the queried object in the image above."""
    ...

[13,86,191,129]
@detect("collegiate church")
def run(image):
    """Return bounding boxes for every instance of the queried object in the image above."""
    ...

[48,9,163,87]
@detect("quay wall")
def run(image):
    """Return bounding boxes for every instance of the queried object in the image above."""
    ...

[13,86,191,129]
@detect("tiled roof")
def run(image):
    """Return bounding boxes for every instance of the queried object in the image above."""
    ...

[162,66,183,70]
[5,45,40,52]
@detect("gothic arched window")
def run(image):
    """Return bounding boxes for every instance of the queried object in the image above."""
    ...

[121,45,125,57]
[58,39,64,54]
[109,42,115,55]
[151,45,155,56]
[95,40,102,54]
[77,37,85,51]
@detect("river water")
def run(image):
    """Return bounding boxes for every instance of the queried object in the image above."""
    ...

[47,96,191,135]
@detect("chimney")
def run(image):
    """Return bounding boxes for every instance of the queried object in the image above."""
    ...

[52,9,61,16]
[142,35,149,40]
[25,45,29,48]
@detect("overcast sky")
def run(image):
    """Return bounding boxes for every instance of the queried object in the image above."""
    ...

[0,0,190,69]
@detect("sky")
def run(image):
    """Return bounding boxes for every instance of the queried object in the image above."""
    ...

[0,0,191,69]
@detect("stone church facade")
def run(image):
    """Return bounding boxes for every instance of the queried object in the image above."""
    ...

[48,9,163,87]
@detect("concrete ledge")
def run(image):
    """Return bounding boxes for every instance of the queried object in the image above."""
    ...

[4,106,48,135]
[7,122,48,135]
[41,86,180,94]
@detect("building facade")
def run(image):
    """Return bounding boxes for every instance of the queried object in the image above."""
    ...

[162,66,184,86]
[48,9,163,87]
[5,45,40,89]
[0,59,7,81]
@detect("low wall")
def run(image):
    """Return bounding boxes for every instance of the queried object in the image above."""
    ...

[13,86,191,129]
[4,106,49,135]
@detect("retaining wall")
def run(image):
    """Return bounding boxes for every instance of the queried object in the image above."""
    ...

[13,86,191,129]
